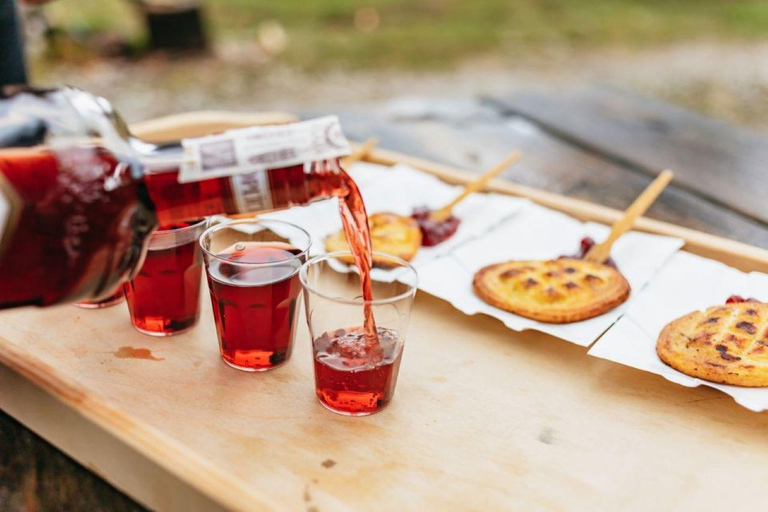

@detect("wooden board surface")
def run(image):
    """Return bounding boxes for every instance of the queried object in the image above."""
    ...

[5,286,768,511]
[484,85,768,226]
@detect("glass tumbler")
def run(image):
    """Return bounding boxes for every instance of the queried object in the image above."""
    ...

[124,218,208,336]
[300,251,418,416]
[74,288,125,309]
[200,219,311,372]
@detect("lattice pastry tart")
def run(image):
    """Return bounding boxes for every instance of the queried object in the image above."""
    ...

[472,258,630,323]
[325,212,422,266]
[657,302,768,387]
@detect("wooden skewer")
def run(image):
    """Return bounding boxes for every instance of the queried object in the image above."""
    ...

[430,151,522,222]
[342,137,378,168]
[584,170,674,264]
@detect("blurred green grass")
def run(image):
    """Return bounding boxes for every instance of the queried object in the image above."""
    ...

[44,0,768,69]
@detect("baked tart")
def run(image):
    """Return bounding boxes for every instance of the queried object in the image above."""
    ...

[472,258,630,323]
[657,301,768,387]
[325,212,422,266]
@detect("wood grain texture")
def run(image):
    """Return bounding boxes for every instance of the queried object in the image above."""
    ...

[5,291,768,510]
[0,411,143,512]
[334,108,768,248]
[484,85,768,225]
[584,170,673,263]
[366,145,768,273]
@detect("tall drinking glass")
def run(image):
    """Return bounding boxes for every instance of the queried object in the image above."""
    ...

[200,219,311,372]
[300,251,418,416]
[124,219,207,336]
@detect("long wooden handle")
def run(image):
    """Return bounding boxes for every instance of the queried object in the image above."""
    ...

[130,110,299,142]
[430,151,522,221]
[342,137,378,168]
[584,170,674,263]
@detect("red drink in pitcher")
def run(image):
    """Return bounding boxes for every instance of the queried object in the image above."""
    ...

[0,87,353,309]
[124,219,206,336]
[313,327,404,415]
[201,220,310,371]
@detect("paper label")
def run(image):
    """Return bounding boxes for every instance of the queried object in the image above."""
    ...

[178,116,351,184]
[230,171,274,214]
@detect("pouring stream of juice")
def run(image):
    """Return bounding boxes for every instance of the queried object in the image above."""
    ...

[335,164,381,354]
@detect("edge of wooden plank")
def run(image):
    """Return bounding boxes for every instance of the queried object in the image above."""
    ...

[482,87,768,226]
[0,338,282,512]
[130,111,299,142]
[365,146,768,273]
[0,364,226,512]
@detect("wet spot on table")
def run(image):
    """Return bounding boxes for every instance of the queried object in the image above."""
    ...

[114,346,164,361]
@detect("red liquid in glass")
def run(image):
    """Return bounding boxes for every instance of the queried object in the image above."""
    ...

[206,241,304,371]
[123,220,204,336]
[143,163,344,226]
[313,327,403,415]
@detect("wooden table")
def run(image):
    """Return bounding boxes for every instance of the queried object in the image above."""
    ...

[2,86,766,510]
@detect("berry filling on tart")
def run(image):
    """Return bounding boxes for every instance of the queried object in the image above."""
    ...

[411,206,461,247]
[560,237,617,268]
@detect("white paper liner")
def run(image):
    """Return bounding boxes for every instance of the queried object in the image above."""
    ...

[588,251,768,412]
[417,203,684,346]
[262,163,529,277]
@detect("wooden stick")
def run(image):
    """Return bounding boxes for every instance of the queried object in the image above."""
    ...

[584,170,674,264]
[430,151,522,221]
[342,137,378,168]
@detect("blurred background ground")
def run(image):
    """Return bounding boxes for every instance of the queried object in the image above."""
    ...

[22,0,768,129]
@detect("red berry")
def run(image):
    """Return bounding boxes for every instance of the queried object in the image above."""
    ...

[579,237,596,254]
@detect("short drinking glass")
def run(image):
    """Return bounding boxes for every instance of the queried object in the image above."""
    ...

[200,219,311,372]
[124,219,207,336]
[74,288,125,309]
[300,251,418,416]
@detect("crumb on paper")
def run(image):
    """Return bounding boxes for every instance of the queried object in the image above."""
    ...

[321,459,336,468]
[538,427,555,445]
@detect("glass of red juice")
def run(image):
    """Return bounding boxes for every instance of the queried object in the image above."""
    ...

[299,251,418,416]
[199,219,311,372]
[124,218,208,336]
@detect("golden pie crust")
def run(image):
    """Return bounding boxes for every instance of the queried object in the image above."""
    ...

[324,212,422,266]
[472,258,630,323]
[657,302,768,387]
